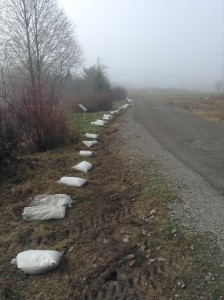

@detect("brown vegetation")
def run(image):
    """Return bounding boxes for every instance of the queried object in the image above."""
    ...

[1,118,224,299]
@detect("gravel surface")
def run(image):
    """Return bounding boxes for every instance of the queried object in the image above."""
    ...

[118,106,224,252]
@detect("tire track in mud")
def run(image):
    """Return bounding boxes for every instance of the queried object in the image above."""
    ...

[83,255,171,300]
[73,206,132,234]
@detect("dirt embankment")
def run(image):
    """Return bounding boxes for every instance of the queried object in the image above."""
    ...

[1,108,224,299]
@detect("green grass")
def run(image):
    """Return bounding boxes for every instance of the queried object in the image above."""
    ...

[70,111,106,136]
[160,218,179,234]
[112,99,127,109]
[70,99,129,137]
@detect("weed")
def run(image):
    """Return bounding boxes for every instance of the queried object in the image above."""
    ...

[70,112,106,135]
[160,218,179,234]
[0,286,22,300]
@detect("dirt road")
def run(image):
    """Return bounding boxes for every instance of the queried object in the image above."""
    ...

[132,95,224,194]
[125,94,224,252]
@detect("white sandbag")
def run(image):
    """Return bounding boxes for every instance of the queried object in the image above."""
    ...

[110,110,119,114]
[58,176,87,187]
[119,104,129,110]
[126,97,132,102]
[79,150,94,157]
[32,194,73,208]
[85,133,98,139]
[103,114,112,120]
[82,140,98,148]
[11,250,63,275]
[91,120,106,126]
[72,161,92,172]
[22,206,66,221]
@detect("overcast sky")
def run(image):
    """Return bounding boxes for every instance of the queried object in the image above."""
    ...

[59,0,223,90]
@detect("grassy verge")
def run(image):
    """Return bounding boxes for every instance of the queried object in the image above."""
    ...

[132,158,224,299]
[70,99,129,136]
[112,99,128,109]
[70,111,106,136]
[0,109,111,286]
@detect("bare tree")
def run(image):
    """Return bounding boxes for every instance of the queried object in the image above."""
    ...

[1,0,82,103]
[0,0,83,150]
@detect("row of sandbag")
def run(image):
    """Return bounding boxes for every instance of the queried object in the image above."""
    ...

[13,99,132,274]
[57,132,98,187]
[90,104,130,127]
[14,130,101,273]
[15,134,97,273]
[22,134,98,221]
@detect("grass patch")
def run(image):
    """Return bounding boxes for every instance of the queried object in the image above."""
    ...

[160,218,179,234]
[70,111,105,136]
[0,285,22,300]
[191,110,224,123]
[127,147,224,298]
[112,99,127,109]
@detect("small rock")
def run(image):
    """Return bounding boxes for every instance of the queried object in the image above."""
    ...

[123,238,129,243]
[145,217,151,222]
[67,246,74,253]
[123,235,130,243]
[126,254,135,260]
[150,209,156,216]
[139,214,145,220]
[205,272,214,281]
[103,239,109,244]
[158,257,166,262]
[128,259,136,266]
[177,280,186,289]
[142,229,147,235]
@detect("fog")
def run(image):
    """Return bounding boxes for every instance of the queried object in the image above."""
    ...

[59,0,223,91]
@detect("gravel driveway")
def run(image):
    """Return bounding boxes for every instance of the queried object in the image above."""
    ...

[118,96,224,251]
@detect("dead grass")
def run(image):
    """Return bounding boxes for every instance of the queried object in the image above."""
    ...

[167,95,224,123]
[1,106,224,299]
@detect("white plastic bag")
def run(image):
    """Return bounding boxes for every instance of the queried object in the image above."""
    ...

[58,176,87,187]
[72,161,92,172]
[22,206,66,221]
[32,194,73,207]
[103,114,112,120]
[79,150,94,157]
[82,140,98,148]
[11,250,63,275]
[91,120,106,126]
[85,133,98,139]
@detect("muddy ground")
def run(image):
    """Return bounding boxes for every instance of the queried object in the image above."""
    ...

[1,108,224,299]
